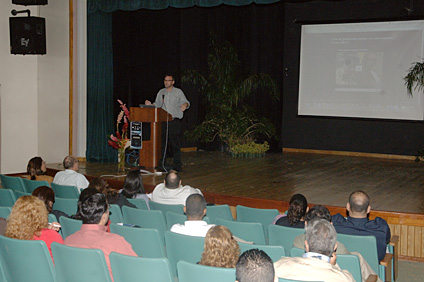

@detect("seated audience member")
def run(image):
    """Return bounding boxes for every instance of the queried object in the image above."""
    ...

[32,186,69,220]
[275,193,308,228]
[5,196,63,259]
[26,156,54,183]
[199,225,240,268]
[332,190,391,262]
[53,155,89,191]
[236,249,278,282]
[71,188,99,220]
[89,177,136,209]
[294,205,381,282]
[120,170,150,209]
[151,170,202,205]
[64,193,137,278]
[274,219,355,282]
[170,194,214,237]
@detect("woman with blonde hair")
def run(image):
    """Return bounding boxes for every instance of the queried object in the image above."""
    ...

[199,225,240,268]
[5,195,63,258]
[26,156,54,183]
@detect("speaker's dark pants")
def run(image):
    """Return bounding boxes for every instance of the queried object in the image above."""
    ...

[160,119,182,169]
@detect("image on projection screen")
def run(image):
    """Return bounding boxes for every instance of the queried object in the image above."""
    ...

[298,20,424,120]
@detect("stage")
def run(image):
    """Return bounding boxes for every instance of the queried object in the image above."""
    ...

[48,151,424,214]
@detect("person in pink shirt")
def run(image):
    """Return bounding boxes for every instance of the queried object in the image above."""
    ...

[5,195,63,259]
[64,193,137,280]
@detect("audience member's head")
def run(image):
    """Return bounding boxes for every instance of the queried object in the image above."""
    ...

[185,194,206,220]
[79,193,109,225]
[88,177,118,198]
[305,219,337,257]
[73,187,99,220]
[32,186,55,213]
[63,155,79,171]
[347,190,370,217]
[5,196,48,240]
[236,249,276,282]
[287,193,308,226]
[164,170,181,189]
[199,225,240,268]
[121,170,145,198]
[305,205,332,223]
[27,156,47,179]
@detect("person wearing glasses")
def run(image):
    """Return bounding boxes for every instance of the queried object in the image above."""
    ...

[145,74,190,172]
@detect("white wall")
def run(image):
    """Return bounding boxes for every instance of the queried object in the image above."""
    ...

[0,2,69,173]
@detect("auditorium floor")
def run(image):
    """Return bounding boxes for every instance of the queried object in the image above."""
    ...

[49,151,424,214]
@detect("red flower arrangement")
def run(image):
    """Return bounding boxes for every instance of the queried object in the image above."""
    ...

[108,99,131,150]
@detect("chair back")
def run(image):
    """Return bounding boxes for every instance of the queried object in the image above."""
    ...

[13,190,30,199]
[109,223,166,258]
[149,201,184,214]
[165,211,210,230]
[268,224,305,252]
[0,235,56,282]
[238,242,285,262]
[236,205,279,239]
[0,189,16,207]
[122,206,167,244]
[127,198,149,210]
[109,204,123,223]
[59,217,82,239]
[51,183,80,199]
[22,178,50,193]
[164,231,205,277]
[0,175,25,192]
[215,218,266,245]
[48,213,58,223]
[110,252,173,282]
[290,247,305,257]
[51,242,112,282]
[177,260,236,282]
[53,197,78,216]
[337,254,363,282]
[206,204,233,223]
[336,233,380,274]
[0,206,12,219]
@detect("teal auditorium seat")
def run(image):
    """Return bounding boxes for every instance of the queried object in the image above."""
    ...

[215,218,266,245]
[109,204,123,223]
[164,231,205,277]
[127,198,149,210]
[0,189,16,207]
[206,204,233,223]
[22,178,49,193]
[149,201,184,215]
[268,224,305,252]
[110,252,173,282]
[0,174,25,192]
[165,211,211,230]
[0,207,12,219]
[177,260,236,282]
[52,242,112,282]
[238,242,285,262]
[0,235,57,282]
[59,217,82,239]
[53,197,78,216]
[13,190,30,199]
[109,223,166,258]
[236,205,279,239]
[51,182,80,199]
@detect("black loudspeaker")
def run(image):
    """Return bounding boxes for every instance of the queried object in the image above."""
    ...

[12,0,48,5]
[9,17,46,55]
[130,122,143,150]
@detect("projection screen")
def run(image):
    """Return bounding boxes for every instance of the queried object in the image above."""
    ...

[298,20,424,120]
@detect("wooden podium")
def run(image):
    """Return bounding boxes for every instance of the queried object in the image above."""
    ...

[130,107,172,169]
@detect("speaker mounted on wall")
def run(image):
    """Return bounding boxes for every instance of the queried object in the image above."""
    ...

[12,0,48,5]
[9,17,46,55]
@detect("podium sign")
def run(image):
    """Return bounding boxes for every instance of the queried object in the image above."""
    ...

[130,107,172,168]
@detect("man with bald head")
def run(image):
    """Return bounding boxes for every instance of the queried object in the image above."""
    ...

[332,190,391,261]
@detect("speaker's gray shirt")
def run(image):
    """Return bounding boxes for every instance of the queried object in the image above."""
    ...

[153,87,190,119]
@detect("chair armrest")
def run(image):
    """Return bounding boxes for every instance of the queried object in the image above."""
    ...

[389,235,399,281]
[365,274,378,282]
[380,253,393,282]
[379,253,392,267]
[389,235,399,246]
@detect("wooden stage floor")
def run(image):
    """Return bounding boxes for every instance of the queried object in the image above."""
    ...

[48,151,424,214]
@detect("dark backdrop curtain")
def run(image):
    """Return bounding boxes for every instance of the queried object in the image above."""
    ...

[86,0,283,162]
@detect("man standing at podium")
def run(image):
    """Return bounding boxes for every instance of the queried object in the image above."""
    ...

[145,74,190,172]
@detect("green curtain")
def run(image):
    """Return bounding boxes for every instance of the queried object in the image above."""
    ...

[86,10,116,162]
[86,0,280,162]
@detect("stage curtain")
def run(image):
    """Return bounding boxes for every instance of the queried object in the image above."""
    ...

[86,10,117,163]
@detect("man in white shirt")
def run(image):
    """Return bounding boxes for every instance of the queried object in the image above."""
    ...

[53,156,89,191]
[170,194,214,237]
[151,170,202,205]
